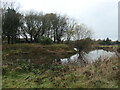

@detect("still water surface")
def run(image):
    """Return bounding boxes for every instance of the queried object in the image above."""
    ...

[4,49,116,66]
[61,49,116,64]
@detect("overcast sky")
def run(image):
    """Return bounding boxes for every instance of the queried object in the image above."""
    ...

[2,0,119,40]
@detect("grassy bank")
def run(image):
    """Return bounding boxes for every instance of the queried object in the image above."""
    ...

[3,56,119,88]
[2,44,119,88]
[3,44,76,58]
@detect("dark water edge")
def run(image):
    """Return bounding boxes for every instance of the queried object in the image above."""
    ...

[3,49,116,67]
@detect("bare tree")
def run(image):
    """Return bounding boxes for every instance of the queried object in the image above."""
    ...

[23,11,44,42]
[73,24,92,40]
[65,18,76,41]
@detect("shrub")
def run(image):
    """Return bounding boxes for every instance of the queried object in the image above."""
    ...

[39,36,53,45]
[74,38,93,52]
[117,48,120,53]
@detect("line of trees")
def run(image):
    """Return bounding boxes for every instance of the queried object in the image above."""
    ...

[97,38,120,45]
[2,6,92,44]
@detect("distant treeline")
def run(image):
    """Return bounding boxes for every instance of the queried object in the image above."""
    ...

[2,7,92,44]
[97,38,120,45]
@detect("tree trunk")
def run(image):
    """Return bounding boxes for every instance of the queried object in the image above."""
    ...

[25,35,28,43]
[30,35,33,43]
[11,36,14,44]
[7,35,10,44]
[54,34,56,43]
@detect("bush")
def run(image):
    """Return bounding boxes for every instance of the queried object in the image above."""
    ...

[39,36,53,45]
[74,38,93,52]
[117,48,120,53]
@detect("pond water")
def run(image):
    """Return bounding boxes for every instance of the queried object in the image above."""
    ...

[61,49,116,65]
[4,49,116,66]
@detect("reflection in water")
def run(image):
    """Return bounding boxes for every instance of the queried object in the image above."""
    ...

[61,52,89,66]
[61,49,116,65]
[84,50,116,62]
[3,49,116,66]
[61,54,79,64]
